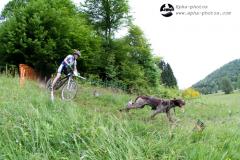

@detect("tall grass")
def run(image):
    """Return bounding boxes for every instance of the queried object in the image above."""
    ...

[0,76,240,159]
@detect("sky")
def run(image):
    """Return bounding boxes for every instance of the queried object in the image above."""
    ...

[1,0,240,89]
[124,0,240,89]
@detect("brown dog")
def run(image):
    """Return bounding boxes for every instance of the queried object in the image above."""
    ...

[119,96,185,122]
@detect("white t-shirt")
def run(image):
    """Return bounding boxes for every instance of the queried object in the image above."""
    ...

[63,55,77,68]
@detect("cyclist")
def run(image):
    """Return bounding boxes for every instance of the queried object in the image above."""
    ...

[51,49,81,93]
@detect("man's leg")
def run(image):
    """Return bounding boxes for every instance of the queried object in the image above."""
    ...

[50,73,61,101]
[51,64,63,101]
[52,64,64,90]
[51,73,61,90]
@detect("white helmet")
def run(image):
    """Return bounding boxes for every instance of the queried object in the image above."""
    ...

[73,49,81,56]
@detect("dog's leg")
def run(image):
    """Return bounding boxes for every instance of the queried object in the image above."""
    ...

[119,100,133,112]
[120,98,147,112]
[150,107,163,119]
[119,103,144,112]
[166,110,174,122]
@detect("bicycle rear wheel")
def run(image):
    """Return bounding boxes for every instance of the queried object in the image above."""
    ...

[61,81,78,100]
[46,78,53,91]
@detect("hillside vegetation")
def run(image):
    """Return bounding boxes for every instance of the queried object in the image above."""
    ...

[193,59,240,94]
[1,76,240,159]
[0,0,176,93]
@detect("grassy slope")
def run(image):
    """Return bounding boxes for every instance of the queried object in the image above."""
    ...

[0,76,240,160]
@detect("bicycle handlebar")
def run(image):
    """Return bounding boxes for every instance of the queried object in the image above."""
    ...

[75,75,86,80]
[66,71,86,79]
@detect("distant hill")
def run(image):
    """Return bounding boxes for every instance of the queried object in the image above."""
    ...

[192,59,240,94]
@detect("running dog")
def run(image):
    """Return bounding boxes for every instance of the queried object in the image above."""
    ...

[119,96,185,122]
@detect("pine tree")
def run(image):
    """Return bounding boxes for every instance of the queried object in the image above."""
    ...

[158,60,177,88]
[166,63,177,87]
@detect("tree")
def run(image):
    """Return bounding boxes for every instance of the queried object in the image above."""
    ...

[158,60,177,88]
[0,0,102,76]
[158,60,167,85]
[1,0,30,18]
[235,75,240,89]
[80,0,130,80]
[97,25,160,92]
[124,25,159,87]
[81,0,130,44]
[111,37,147,92]
[166,63,177,87]
[220,77,233,94]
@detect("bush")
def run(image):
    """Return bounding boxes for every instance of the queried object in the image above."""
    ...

[182,88,200,99]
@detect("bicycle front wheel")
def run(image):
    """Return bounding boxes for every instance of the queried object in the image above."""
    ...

[61,81,78,100]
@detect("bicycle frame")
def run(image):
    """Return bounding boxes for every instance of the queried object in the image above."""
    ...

[49,70,85,91]
[54,73,73,90]
[47,70,86,100]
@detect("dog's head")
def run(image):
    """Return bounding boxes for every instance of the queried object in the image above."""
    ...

[172,98,185,111]
[172,98,185,107]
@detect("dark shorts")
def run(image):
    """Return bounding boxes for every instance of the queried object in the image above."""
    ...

[57,64,69,75]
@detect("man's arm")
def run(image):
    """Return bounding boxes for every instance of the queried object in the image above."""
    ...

[63,55,72,66]
[73,60,78,75]
[74,60,77,71]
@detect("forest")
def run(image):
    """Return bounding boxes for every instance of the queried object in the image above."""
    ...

[0,0,178,94]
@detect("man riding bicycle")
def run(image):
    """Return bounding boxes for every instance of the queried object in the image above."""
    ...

[51,49,81,98]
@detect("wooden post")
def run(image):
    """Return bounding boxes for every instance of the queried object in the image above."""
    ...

[19,64,38,87]
[5,64,8,75]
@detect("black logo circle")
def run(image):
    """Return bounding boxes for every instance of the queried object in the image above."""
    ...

[160,4,174,17]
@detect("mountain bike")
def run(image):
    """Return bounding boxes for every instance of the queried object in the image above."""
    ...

[46,71,85,100]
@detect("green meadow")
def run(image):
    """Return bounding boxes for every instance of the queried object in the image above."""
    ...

[0,76,240,160]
